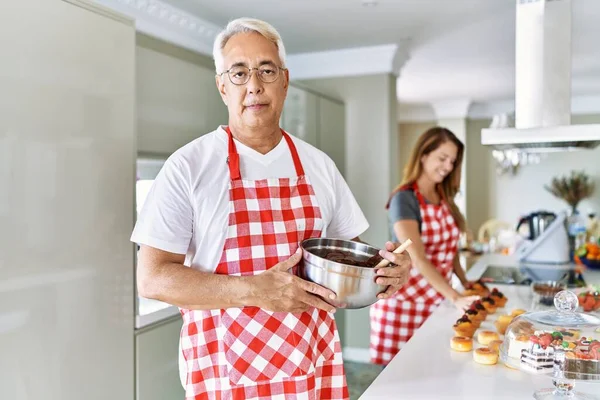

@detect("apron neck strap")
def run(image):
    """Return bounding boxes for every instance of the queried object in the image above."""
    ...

[281,132,305,176]
[225,126,305,180]
[412,182,428,208]
[412,181,445,207]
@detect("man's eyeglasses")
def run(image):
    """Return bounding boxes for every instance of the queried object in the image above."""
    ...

[219,63,286,85]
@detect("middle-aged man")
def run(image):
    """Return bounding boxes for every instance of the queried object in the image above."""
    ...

[131,17,411,400]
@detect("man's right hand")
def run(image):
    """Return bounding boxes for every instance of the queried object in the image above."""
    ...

[249,248,337,314]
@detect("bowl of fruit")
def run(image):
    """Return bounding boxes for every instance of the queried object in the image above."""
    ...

[575,242,600,270]
[577,287,600,313]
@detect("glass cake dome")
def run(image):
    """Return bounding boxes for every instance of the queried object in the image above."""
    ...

[500,290,600,400]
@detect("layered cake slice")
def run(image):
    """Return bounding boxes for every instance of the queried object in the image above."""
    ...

[520,332,556,374]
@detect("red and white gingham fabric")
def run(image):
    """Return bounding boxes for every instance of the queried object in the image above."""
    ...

[370,182,460,365]
[179,127,349,399]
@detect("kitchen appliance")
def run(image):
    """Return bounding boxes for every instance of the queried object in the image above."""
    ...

[479,265,585,288]
[515,211,570,264]
[517,211,557,240]
[481,0,600,151]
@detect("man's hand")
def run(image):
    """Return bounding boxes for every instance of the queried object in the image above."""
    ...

[250,248,337,314]
[374,241,412,299]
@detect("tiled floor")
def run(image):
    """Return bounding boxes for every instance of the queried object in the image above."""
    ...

[344,361,385,400]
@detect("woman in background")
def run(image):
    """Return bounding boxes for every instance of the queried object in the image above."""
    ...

[369,126,479,365]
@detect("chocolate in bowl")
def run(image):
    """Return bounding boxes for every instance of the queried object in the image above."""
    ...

[299,238,391,309]
[531,281,567,306]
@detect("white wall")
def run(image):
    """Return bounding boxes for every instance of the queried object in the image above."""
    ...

[300,74,398,353]
[468,115,600,228]
[0,1,135,399]
[301,74,398,246]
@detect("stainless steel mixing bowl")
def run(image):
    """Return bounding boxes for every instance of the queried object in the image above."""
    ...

[298,238,390,309]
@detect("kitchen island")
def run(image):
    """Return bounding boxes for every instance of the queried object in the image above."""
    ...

[360,254,600,399]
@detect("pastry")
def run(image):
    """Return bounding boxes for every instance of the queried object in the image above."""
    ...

[451,336,473,352]
[488,339,503,353]
[470,301,488,320]
[494,314,513,335]
[463,309,482,327]
[473,347,498,365]
[510,319,535,336]
[490,288,508,307]
[471,280,490,296]
[478,330,500,346]
[481,296,497,314]
[453,316,476,338]
[511,308,526,317]
[463,289,480,297]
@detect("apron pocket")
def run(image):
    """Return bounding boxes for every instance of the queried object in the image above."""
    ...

[221,307,320,385]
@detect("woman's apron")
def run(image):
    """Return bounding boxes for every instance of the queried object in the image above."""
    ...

[179,128,349,399]
[369,182,460,365]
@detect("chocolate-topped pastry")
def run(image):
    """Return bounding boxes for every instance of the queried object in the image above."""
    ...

[471,279,490,295]
[481,296,497,314]
[453,315,475,338]
[482,296,496,306]
[490,288,508,307]
[471,301,487,313]
[464,307,484,325]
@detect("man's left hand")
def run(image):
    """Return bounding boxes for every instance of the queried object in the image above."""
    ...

[374,241,411,299]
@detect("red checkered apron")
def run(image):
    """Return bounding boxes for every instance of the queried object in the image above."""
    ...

[369,182,460,365]
[179,128,348,399]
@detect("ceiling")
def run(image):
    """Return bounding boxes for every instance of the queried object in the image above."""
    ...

[163,0,600,104]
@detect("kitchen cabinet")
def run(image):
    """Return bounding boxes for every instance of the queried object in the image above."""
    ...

[136,317,184,400]
[282,85,319,147]
[318,97,346,176]
[136,35,228,155]
[0,1,136,399]
[282,85,346,176]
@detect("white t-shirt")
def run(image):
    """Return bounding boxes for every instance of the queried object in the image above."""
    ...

[131,126,369,272]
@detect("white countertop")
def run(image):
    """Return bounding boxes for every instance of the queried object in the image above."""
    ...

[136,297,179,329]
[359,254,600,399]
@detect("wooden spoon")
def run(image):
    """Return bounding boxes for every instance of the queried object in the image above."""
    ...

[373,239,413,269]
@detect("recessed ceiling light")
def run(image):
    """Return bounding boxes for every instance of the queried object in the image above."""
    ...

[362,0,378,7]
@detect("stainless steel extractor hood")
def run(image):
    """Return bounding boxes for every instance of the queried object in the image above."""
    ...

[481,0,600,152]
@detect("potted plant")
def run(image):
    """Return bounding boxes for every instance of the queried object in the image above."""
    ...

[544,170,595,214]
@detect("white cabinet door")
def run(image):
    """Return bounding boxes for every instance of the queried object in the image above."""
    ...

[0,1,135,399]
[318,97,346,177]
[282,86,318,147]
[136,318,185,400]
[136,40,228,155]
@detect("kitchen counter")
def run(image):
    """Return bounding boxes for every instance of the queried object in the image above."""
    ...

[360,254,600,399]
[136,297,179,329]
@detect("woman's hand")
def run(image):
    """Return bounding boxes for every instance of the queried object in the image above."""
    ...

[461,280,478,290]
[452,295,480,311]
[374,241,412,299]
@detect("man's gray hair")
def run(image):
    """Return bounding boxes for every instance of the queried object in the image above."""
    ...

[213,18,287,74]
